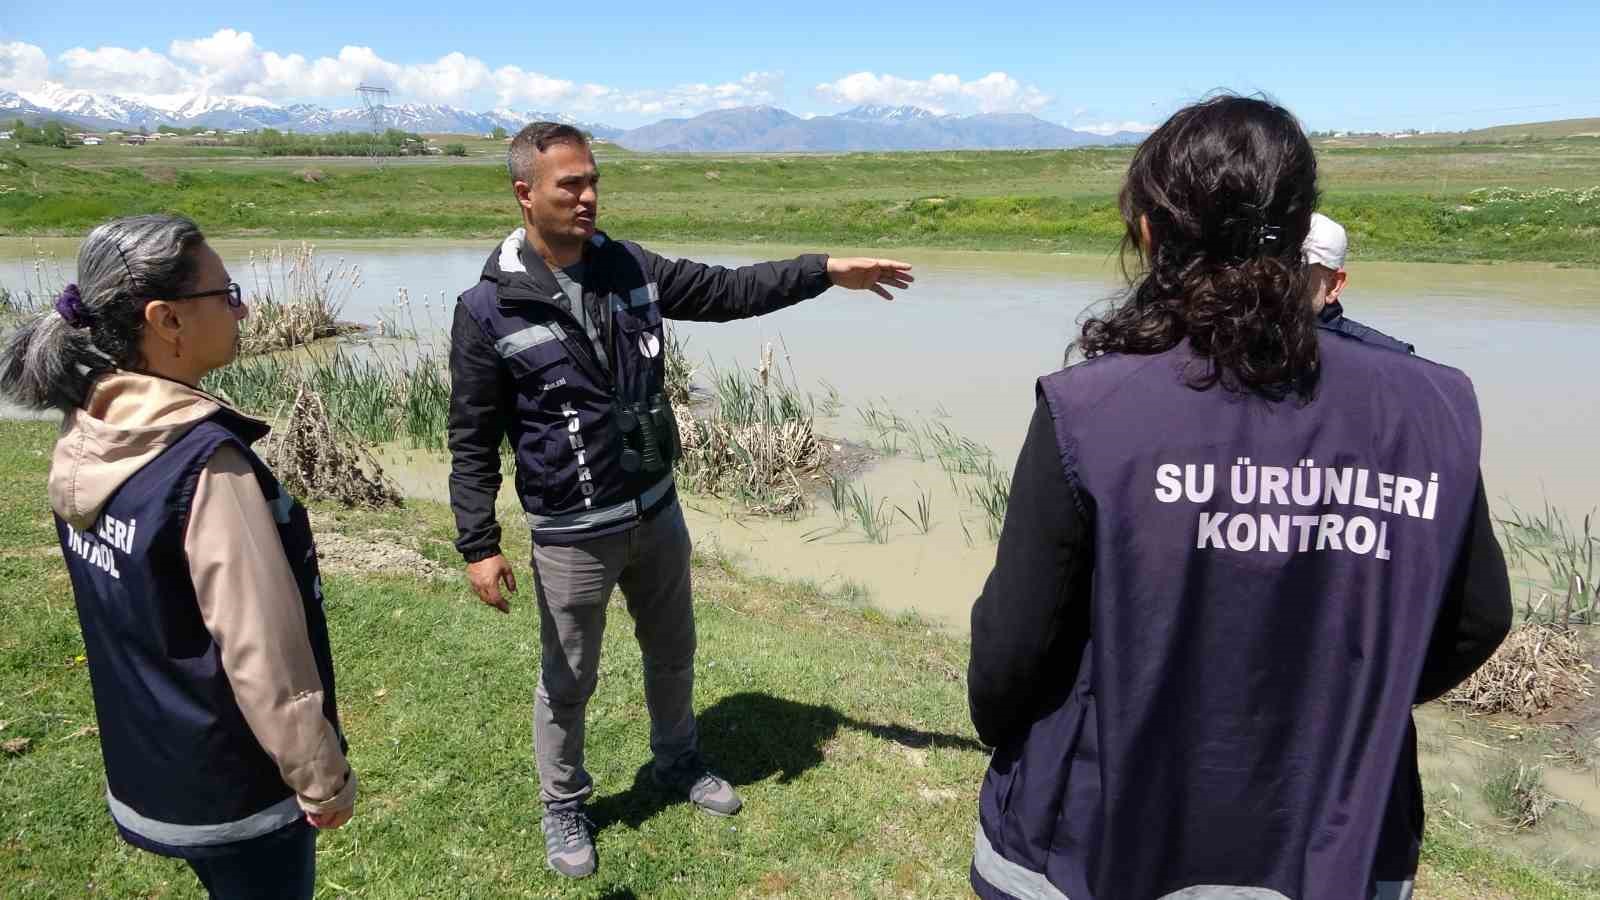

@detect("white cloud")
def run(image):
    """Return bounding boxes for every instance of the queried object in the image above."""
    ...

[814,71,1052,115]
[169,28,264,93]
[599,71,783,117]
[1074,120,1156,136]
[395,52,493,105]
[7,30,787,123]
[492,66,583,109]
[58,45,189,94]
[0,41,50,92]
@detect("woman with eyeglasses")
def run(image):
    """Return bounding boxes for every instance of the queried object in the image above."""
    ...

[0,214,356,899]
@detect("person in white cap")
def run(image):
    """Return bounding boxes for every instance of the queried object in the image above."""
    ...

[1304,212,1349,314]
[1307,212,1414,354]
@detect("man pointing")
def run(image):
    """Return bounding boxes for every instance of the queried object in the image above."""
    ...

[447,121,913,879]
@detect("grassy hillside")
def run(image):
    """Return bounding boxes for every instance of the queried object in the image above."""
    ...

[2,138,1598,264]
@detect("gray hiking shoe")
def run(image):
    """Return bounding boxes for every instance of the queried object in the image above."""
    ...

[654,757,743,817]
[541,809,596,878]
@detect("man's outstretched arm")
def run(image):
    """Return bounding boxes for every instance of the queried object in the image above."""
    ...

[642,245,912,322]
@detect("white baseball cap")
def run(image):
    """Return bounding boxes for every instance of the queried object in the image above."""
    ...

[1302,212,1348,270]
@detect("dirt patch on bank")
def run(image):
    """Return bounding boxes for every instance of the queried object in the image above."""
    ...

[312,531,447,579]
[307,514,449,579]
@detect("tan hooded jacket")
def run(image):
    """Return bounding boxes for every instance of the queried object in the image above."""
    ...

[50,371,356,816]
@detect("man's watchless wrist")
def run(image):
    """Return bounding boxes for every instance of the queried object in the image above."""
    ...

[462,546,502,564]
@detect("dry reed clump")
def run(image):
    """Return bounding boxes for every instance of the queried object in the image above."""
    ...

[672,342,829,516]
[675,401,827,516]
[257,383,403,510]
[1443,622,1595,717]
[239,243,364,355]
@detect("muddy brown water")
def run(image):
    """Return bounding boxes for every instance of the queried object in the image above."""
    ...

[6,238,1598,629]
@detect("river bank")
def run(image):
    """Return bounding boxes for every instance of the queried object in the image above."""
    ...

[4,145,1599,265]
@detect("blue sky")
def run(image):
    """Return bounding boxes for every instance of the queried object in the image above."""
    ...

[5,1,1598,132]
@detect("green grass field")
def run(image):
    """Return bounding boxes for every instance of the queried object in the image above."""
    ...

[1,418,1597,898]
[3,133,1598,265]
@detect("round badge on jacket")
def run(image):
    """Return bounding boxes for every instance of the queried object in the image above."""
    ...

[639,333,662,359]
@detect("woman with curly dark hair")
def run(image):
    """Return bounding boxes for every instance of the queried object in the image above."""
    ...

[967,96,1511,900]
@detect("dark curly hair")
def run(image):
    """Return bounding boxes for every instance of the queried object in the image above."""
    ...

[1076,95,1321,399]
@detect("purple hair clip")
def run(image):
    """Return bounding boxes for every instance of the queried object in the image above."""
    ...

[54,283,92,329]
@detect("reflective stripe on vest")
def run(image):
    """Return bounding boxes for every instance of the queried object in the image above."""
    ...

[601,282,659,313]
[526,472,674,536]
[973,824,1069,900]
[495,323,567,358]
[108,789,299,848]
[973,823,1415,900]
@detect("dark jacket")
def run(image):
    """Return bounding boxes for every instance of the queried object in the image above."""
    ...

[449,229,832,556]
[1319,299,1414,354]
[968,331,1511,900]
[57,409,344,859]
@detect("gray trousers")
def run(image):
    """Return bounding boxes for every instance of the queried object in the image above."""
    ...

[531,500,698,810]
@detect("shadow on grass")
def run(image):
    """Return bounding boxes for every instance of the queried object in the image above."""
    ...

[588,691,985,831]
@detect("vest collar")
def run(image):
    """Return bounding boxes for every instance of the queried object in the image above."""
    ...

[49,371,269,529]
[481,227,610,311]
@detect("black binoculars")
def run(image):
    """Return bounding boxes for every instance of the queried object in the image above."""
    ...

[617,394,681,474]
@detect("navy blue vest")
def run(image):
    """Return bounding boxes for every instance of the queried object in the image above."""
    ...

[56,410,342,859]
[1319,300,1415,355]
[976,333,1479,899]
[459,231,678,544]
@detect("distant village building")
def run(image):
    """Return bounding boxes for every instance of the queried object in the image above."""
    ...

[126,135,148,145]
[109,130,124,136]
[0,131,12,141]
[82,137,103,146]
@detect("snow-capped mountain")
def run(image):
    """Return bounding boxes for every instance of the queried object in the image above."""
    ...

[0,90,44,116]
[620,105,1143,152]
[836,105,944,123]
[16,84,170,129]
[6,86,1142,151]
[6,86,623,137]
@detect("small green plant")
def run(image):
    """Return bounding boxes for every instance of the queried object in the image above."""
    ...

[662,323,694,407]
[925,420,991,476]
[896,484,934,535]
[1480,760,1559,831]
[816,379,843,417]
[1498,499,1597,626]
[969,459,1011,539]
[843,482,893,544]
[827,474,851,521]
[204,345,452,451]
[0,284,41,319]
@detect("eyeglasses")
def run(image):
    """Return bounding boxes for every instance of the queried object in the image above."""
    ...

[166,282,244,308]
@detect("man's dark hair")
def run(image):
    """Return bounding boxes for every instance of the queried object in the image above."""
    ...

[507,122,590,185]
[1075,94,1321,401]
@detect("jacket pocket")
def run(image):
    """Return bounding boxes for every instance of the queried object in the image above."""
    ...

[618,303,665,364]
[497,323,572,383]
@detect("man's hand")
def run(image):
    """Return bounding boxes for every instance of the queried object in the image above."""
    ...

[826,257,915,301]
[466,554,518,613]
[306,807,353,830]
